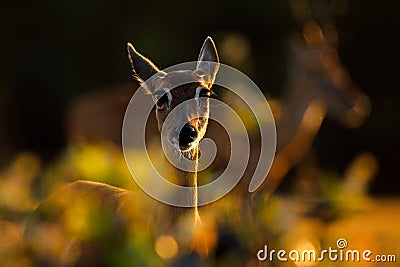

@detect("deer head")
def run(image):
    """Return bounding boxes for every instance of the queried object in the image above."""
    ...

[127,37,219,160]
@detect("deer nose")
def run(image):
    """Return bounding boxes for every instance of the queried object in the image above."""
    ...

[179,123,197,149]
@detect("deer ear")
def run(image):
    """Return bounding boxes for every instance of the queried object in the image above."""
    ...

[127,43,161,84]
[196,36,220,86]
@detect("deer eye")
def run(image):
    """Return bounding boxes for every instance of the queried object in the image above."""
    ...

[154,91,171,109]
[199,89,211,98]
[156,94,169,109]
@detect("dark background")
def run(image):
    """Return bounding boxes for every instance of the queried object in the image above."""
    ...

[1,0,399,194]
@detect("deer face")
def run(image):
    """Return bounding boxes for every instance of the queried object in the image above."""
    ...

[127,37,219,158]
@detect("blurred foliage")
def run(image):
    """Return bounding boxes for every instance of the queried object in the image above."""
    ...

[1,0,399,194]
[0,145,399,266]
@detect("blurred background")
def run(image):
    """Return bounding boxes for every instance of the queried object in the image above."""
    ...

[1,0,399,266]
[1,0,399,194]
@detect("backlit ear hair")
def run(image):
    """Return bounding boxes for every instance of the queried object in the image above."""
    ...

[127,43,166,92]
[195,36,220,87]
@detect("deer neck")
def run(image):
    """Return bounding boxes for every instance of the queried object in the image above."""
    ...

[155,147,200,235]
[175,166,197,188]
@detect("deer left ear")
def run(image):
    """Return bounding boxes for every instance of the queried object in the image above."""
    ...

[196,36,220,86]
[127,42,162,85]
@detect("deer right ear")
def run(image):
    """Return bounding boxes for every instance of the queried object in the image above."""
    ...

[196,37,220,87]
[127,43,162,85]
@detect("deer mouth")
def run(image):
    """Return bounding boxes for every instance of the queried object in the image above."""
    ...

[180,145,200,161]
[179,144,193,152]
[178,138,202,160]
[179,138,197,152]
[163,137,198,161]
[162,124,200,160]
[179,141,198,152]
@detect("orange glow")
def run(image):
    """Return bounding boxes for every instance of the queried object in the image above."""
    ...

[220,33,251,67]
[293,240,318,267]
[302,99,327,130]
[155,235,178,259]
[303,21,325,46]
[344,152,379,194]
[0,153,40,212]
[190,217,218,256]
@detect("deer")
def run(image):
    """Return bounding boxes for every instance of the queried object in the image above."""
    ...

[126,36,220,233]
[24,37,220,266]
